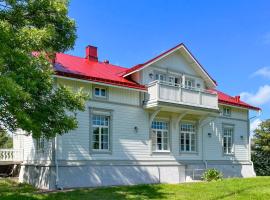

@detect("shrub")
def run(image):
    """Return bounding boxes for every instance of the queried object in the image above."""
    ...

[202,168,223,181]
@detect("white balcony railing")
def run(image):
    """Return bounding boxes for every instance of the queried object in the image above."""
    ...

[145,80,218,109]
[0,149,23,162]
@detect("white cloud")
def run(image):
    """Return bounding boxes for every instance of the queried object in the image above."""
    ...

[252,67,270,79]
[250,118,262,136]
[240,85,270,105]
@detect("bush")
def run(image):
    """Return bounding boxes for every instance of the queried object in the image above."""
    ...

[202,168,223,181]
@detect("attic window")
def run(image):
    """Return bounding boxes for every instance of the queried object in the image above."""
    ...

[94,87,107,98]
[223,107,231,116]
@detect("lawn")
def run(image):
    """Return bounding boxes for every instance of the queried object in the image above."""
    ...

[0,177,270,200]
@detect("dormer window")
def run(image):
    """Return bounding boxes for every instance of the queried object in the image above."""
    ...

[223,107,231,116]
[94,87,107,98]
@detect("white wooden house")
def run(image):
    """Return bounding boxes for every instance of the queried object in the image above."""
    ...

[12,43,260,189]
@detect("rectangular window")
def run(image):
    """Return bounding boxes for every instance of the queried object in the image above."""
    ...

[155,73,165,82]
[152,121,169,152]
[180,123,196,152]
[168,76,175,85]
[223,107,231,116]
[94,87,107,98]
[185,79,195,89]
[223,126,234,155]
[92,114,110,151]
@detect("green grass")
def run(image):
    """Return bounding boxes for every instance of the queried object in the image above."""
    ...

[0,177,270,200]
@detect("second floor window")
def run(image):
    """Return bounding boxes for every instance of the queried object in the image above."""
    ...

[155,73,165,82]
[223,107,231,116]
[223,126,234,155]
[94,87,107,98]
[185,79,195,89]
[92,115,110,151]
[152,121,169,152]
[180,123,196,152]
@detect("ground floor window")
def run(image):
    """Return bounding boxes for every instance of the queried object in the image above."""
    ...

[180,123,196,152]
[223,125,234,155]
[152,121,169,152]
[92,114,110,151]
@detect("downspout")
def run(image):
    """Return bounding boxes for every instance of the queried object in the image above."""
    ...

[54,135,61,189]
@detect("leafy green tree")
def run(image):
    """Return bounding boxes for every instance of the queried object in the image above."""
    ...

[252,119,270,176]
[0,0,87,139]
[0,128,12,148]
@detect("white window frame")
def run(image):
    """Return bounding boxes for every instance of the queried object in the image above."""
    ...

[223,107,231,117]
[151,120,170,152]
[94,87,107,98]
[223,125,234,155]
[168,76,176,85]
[185,79,195,89]
[155,73,166,82]
[92,114,110,151]
[180,123,196,153]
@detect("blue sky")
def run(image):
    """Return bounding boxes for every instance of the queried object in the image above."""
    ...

[68,0,270,132]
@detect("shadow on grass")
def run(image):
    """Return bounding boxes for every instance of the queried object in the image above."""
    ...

[45,184,170,200]
[0,180,169,200]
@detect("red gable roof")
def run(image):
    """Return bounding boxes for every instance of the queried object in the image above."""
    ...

[54,53,146,90]
[53,50,260,111]
[215,90,260,111]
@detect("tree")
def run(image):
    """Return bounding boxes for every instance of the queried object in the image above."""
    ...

[251,119,270,176]
[0,128,12,148]
[0,0,87,139]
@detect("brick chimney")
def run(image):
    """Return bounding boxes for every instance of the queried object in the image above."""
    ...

[235,95,240,103]
[85,45,98,62]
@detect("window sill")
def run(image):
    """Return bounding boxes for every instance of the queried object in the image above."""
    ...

[152,151,171,155]
[179,151,198,155]
[91,150,111,154]
[223,153,234,156]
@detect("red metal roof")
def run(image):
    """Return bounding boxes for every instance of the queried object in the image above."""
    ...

[215,90,260,111]
[53,52,260,111]
[122,43,217,86]
[54,53,146,90]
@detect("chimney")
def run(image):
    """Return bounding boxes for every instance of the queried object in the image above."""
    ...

[235,96,240,103]
[85,45,98,62]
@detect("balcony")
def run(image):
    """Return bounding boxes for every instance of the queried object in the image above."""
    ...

[144,80,218,110]
[0,149,23,164]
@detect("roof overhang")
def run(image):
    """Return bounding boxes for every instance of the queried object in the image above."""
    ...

[54,73,147,92]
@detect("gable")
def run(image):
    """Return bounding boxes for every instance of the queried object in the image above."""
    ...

[124,43,217,88]
[152,50,198,76]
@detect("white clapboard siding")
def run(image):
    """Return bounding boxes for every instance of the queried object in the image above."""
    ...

[16,77,250,163]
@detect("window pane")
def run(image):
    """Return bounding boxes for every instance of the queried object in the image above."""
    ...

[95,88,100,96]
[163,143,168,150]
[101,142,109,150]
[92,142,99,149]
[101,89,106,97]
